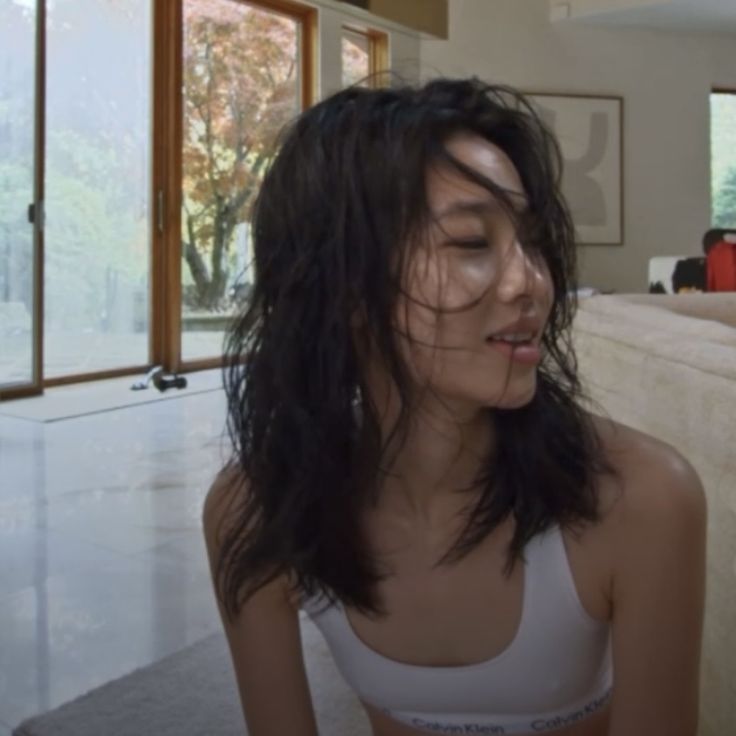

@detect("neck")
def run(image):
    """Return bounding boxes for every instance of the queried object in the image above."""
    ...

[357,381,496,527]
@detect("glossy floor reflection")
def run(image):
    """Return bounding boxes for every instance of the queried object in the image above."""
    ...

[0,372,231,730]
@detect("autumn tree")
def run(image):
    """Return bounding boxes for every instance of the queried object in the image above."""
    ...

[182,0,300,311]
[341,31,370,88]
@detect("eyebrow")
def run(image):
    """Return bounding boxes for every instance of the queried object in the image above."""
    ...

[436,195,529,220]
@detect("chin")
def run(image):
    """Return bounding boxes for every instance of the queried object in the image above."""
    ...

[443,375,539,414]
[488,396,535,411]
[484,380,538,409]
[496,396,535,410]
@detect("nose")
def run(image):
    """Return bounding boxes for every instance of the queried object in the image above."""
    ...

[495,237,543,303]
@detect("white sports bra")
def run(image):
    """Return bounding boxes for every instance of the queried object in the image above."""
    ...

[300,523,612,734]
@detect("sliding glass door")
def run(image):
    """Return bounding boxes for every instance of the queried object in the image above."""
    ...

[43,0,152,381]
[0,0,316,397]
[179,0,313,368]
[1,0,153,397]
[0,0,42,395]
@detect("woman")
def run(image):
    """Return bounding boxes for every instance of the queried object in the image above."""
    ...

[203,77,707,736]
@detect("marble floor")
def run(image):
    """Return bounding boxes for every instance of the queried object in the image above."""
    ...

[0,371,233,732]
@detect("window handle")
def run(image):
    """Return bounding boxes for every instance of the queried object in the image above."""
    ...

[27,200,44,231]
[157,190,164,234]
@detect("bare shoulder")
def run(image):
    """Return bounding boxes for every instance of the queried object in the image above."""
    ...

[202,462,251,570]
[202,462,294,609]
[589,413,705,505]
[202,462,246,540]
[587,416,707,735]
[587,413,707,541]
[201,464,319,735]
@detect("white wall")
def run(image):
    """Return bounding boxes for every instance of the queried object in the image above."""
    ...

[560,0,671,18]
[553,0,736,35]
[420,0,736,293]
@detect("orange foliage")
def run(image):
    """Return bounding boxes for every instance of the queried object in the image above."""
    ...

[182,0,301,307]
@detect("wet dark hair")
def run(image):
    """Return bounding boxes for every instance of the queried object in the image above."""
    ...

[215,76,623,623]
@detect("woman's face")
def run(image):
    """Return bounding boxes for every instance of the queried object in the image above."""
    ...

[393,132,555,415]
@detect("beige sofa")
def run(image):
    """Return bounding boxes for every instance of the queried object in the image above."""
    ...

[572,293,736,736]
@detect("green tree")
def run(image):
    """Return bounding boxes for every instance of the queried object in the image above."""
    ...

[713,167,736,228]
[711,93,736,225]
[1,0,149,333]
[43,130,145,330]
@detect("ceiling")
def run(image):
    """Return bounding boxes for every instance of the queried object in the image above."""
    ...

[553,0,736,36]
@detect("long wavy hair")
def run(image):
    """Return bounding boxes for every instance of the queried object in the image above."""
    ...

[216,76,623,624]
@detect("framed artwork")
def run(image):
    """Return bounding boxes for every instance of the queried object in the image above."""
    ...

[525,93,624,246]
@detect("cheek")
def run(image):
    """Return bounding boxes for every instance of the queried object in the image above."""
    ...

[396,252,445,333]
[539,264,556,314]
[389,256,488,386]
[411,253,494,314]
[452,258,496,303]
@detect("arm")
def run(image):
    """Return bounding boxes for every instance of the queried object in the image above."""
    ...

[202,466,319,736]
[607,446,707,736]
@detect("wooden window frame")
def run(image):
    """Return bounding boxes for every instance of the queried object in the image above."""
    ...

[0,1,46,400]
[156,0,317,376]
[1,0,317,399]
[341,24,389,88]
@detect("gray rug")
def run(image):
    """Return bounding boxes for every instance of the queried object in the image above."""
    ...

[13,616,371,736]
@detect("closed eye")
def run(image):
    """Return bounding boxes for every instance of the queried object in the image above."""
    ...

[448,238,489,250]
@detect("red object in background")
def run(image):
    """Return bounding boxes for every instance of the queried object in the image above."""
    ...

[706,240,736,292]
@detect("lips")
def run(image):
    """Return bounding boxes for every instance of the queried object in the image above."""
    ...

[486,331,541,345]
[486,336,543,364]
[487,335,535,345]
[488,317,543,342]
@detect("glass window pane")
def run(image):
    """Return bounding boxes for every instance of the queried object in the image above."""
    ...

[342,29,371,88]
[44,0,152,378]
[710,93,736,228]
[181,0,302,364]
[0,1,36,388]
